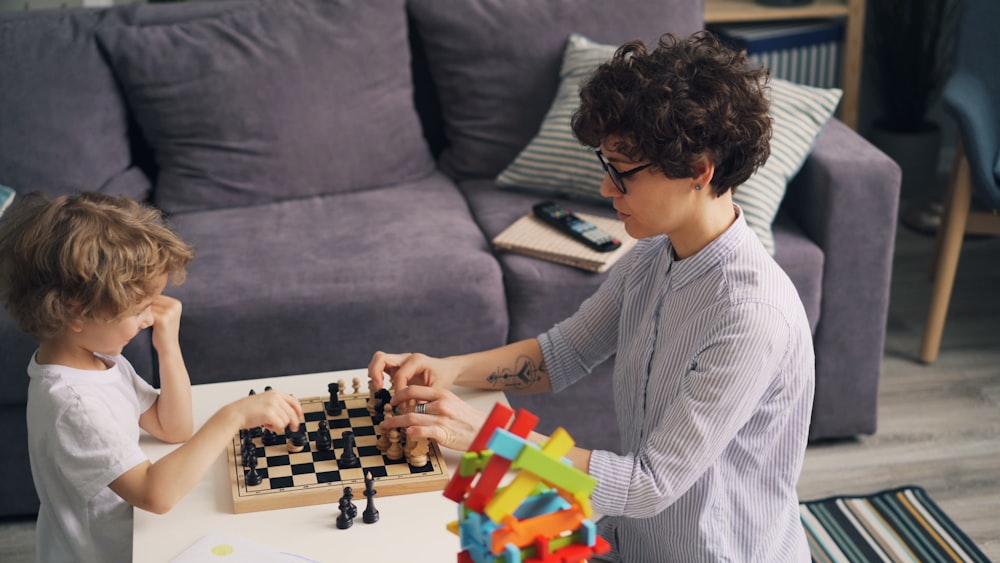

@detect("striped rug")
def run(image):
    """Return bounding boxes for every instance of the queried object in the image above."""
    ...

[800,486,990,562]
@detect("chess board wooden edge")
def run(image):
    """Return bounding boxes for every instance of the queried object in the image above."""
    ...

[225,393,450,514]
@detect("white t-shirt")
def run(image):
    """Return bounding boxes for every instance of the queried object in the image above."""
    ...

[26,352,159,563]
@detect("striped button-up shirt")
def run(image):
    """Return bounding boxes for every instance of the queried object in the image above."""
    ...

[539,210,814,562]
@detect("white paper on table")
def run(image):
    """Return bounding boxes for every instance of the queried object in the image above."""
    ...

[169,531,319,563]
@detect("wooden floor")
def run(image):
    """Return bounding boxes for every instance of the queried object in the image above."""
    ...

[1,224,997,562]
[796,223,1000,560]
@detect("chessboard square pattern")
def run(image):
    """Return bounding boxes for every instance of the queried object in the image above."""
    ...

[227,391,449,513]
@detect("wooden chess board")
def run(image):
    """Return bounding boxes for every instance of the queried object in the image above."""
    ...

[226,392,449,514]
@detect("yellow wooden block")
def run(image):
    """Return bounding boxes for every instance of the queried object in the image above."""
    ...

[484,428,576,522]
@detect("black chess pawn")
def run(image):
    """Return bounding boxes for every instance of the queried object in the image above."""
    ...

[362,472,379,524]
[286,423,307,453]
[343,486,358,519]
[336,487,356,529]
[262,427,281,447]
[245,452,262,487]
[372,389,392,424]
[326,382,342,416]
[315,420,332,451]
[337,431,361,469]
[241,430,255,467]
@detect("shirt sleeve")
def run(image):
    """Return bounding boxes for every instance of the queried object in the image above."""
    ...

[538,251,629,392]
[589,301,793,518]
[54,396,150,503]
[118,355,159,413]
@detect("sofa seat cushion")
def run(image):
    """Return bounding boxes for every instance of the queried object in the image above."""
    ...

[166,173,507,384]
[408,0,703,181]
[459,180,617,341]
[97,0,434,214]
[0,8,149,200]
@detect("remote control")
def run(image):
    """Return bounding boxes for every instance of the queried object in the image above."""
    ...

[532,201,621,252]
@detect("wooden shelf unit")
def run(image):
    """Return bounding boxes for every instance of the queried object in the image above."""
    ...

[704,0,865,129]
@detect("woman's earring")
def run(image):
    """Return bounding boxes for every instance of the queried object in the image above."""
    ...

[694,184,702,191]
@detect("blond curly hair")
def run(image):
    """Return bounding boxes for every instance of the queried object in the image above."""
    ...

[0,192,194,340]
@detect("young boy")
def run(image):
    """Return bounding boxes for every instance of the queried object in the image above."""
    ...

[0,192,304,562]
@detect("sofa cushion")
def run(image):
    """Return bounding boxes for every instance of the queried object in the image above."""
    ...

[459,180,617,342]
[165,173,507,384]
[407,0,703,181]
[97,0,435,214]
[0,8,149,200]
[496,34,843,254]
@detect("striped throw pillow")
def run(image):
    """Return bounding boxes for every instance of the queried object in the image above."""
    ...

[496,33,843,254]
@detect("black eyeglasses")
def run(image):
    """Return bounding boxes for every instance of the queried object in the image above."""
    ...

[596,150,653,194]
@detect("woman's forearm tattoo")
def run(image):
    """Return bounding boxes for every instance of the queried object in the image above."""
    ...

[486,355,546,391]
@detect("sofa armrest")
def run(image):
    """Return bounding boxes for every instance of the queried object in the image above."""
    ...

[782,118,902,440]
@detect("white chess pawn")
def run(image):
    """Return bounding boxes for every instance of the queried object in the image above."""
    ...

[386,428,404,461]
[408,437,429,468]
[366,380,378,416]
[376,405,392,452]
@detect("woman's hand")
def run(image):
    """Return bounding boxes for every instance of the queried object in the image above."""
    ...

[381,385,487,452]
[367,351,459,394]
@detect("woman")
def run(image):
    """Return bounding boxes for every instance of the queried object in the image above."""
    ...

[370,32,814,562]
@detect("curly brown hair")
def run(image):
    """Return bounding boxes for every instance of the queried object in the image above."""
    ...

[572,31,772,197]
[0,192,194,340]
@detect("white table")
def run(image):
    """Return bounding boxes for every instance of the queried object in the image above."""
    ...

[134,369,510,562]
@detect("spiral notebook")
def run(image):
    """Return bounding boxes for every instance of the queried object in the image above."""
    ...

[492,211,636,273]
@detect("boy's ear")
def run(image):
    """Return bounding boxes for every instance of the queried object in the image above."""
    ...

[65,302,85,333]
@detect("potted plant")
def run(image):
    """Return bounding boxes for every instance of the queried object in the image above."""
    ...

[865,0,960,232]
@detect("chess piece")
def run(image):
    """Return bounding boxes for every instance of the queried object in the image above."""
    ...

[352,377,360,394]
[326,382,342,416]
[362,472,379,524]
[262,426,281,447]
[315,419,332,451]
[407,435,430,468]
[376,405,392,452]
[336,488,355,529]
[245,453,262,487]
[338,431,361,469]
[343,486,358,519]
[386,427,404,461]
[241,430,255,467]
[366,380,378,416]
[372,389,392,424]
[286,423,307,453]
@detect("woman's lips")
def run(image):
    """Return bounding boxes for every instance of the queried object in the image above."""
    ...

[616,211,629,221]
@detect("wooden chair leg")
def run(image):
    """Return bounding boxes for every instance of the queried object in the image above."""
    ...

[930,142,966,278]
[920,147,973,363]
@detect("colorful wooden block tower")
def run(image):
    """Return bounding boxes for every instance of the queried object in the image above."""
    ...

[443,404,611,563]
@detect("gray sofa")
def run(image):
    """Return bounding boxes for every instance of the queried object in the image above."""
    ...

[0,0,900,517]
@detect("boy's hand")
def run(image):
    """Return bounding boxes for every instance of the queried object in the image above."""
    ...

[150,294,183,354]
[232,389,304,433]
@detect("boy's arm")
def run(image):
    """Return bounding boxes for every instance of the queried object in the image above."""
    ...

[111,390,303,515]
[139,295,193,443]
